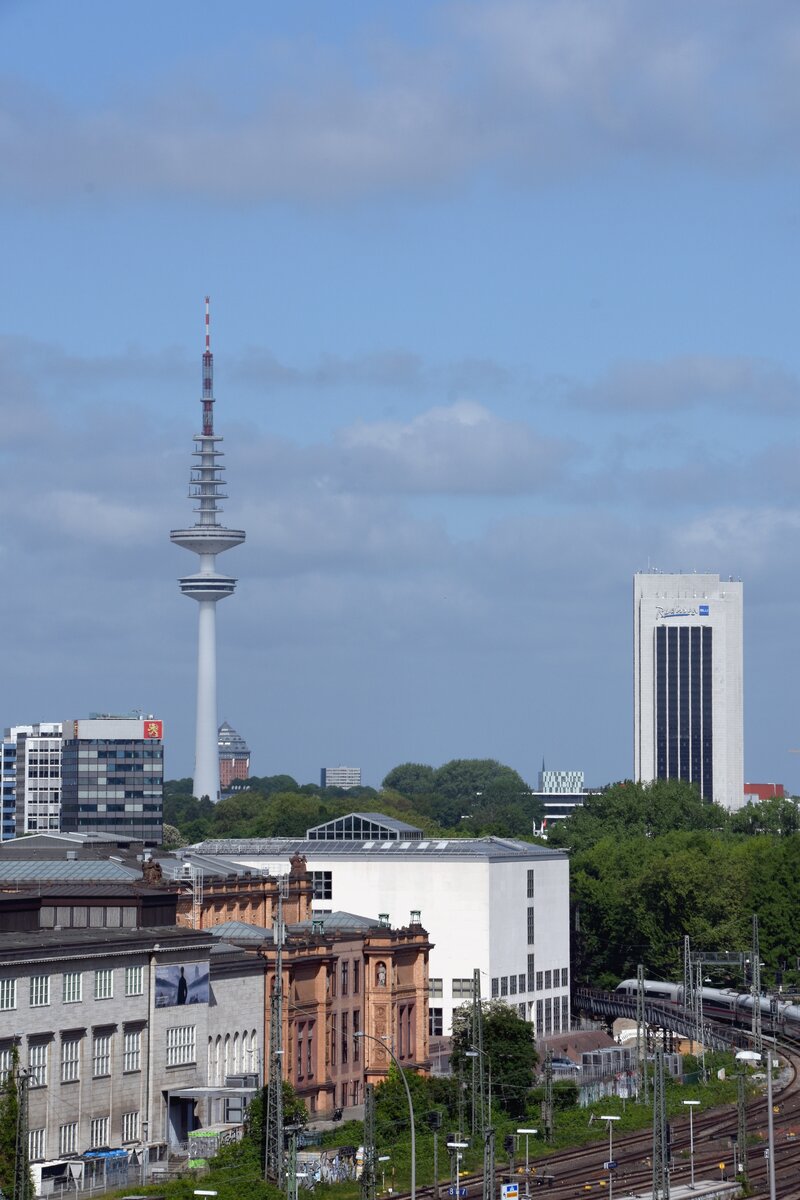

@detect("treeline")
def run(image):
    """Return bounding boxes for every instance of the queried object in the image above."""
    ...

[545,779,800,991]
[163,758,542,844]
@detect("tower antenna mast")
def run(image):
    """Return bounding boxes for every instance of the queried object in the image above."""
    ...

[170,298,245,802]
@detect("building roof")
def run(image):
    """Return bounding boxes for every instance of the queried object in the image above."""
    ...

[208,911,400,944]
[306,812,424,840]
[0,860,141,882]
[0,925,216,962]
[218,721,250,756]
[191,834,563,863]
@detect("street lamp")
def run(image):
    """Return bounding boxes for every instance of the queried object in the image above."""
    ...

[446,1142,469,1194]
[599,1115,620,1200]
[378,1155,391,1194]
[516,1128,537,1198]
[355,1031,416,1200]
[683,1101,700,1189]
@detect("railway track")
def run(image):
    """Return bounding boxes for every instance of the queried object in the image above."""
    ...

[396,1036,800,1199]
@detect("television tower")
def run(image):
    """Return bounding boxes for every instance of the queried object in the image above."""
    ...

[170,298,245,801]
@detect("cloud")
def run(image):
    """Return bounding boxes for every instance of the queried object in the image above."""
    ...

[2,2,800,203]
[574,355,800,414]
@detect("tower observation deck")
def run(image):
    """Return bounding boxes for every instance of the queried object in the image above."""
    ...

[170,298,245,802]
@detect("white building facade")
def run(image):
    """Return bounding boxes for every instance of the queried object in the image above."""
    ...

[2,723,63,838]
[191,828,571,1041]
[634,571,744,811]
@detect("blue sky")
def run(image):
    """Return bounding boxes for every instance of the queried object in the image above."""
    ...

[3,0,800,791]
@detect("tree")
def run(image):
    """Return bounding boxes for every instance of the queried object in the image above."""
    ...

[451,1001,537,1118]
[382,764,436,796]
[161,823,185,849]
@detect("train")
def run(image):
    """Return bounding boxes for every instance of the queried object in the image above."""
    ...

[615,977,800,1033]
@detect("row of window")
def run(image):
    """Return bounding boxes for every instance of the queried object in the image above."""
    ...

[3,1024,197,1088]
[29,1111,141,1161]
[0,965,143,1010]
[490,966,568,998]
[208,1030,259,1085]
[535,995,570,1036]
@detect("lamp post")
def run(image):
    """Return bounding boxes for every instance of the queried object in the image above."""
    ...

[378,1155,391,1194]
[734,1050,762,1178]
[446,1142,468,1194]
[599,1115,620,1200]
[683,1101,700,1189]
[355,1032,416,1200]
[765,1049,777,1200]
[516,1129,537,1199]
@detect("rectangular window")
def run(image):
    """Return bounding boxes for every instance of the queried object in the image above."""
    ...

[341,1012,349,1064]
[552,998,561,1032]
[353,960,360,994]
[500,976,508,996]
[341,960,349,996]
[452,978,474,998]
[536,999,543,1037]
[561,995,569,1030]
[544,969,552,990]
[94,969,113,1000]
[28,1128,45,1161]
[93,1033,111,1077]
[124,1030,141,1072]
[0,1048,12,1083]
[561,967,569,988]
[166,1025,196,1067]
[61,1038,80,1083]
[527,869,535,899]
[428,1007,443,1037]
[90,1117,109,1149]
[491,978,499,998]
[29,1043,48,1088]
[122,1111,140,1143]
[527,955,535,992]
[519,974,526,993]
[330,1015,336,1067]
[509,975,517,995]
[59,1123,77,1156]
[311,871,332,900]
[544,997,552,1034]
[125,966,143,996]
[30,975,50,1007]
[527,906,535,945]
[0,979,16,1010]
[307,1025,314,1077]
[352,1012,360,1064]
[63,972,82,1004]
[536,971,543,991]
[429,978,443,998]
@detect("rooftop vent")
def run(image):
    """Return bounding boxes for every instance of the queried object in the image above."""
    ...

[378,913,390,928]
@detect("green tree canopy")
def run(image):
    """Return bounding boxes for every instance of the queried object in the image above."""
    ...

[451,1001,538,1118]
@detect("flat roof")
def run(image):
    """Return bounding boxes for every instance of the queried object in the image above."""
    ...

[0,925,215,961]
[0,861,141,882]
[191,835,563,863]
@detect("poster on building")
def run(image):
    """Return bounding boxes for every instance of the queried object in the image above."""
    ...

[155,961,209,1007]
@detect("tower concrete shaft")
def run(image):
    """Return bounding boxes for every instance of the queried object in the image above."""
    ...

[170,298,245,802]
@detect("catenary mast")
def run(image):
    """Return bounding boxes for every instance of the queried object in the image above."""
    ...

[170,298,245,801]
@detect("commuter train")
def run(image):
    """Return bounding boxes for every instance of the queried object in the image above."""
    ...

[615,978,800,1033]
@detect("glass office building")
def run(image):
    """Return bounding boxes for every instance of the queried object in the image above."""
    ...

[60,717,163,845]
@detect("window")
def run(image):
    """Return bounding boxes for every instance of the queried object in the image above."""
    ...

[307,1023,314,1077]
[63,972,82,1003]
[30,975,50,1007]
[125,966,143,996]
[28,1128,45,1161]
[429,978,443,998]
[519,974,526,993]
[536,971,543,991]
[166,1026,196,1067]
[330,1015,336,1067]
[122,1111,140,1143]
[509,975,517,995]
[311,871,332,900]
[95,969,113,999]
[561,967,569,988]
[59,1123,77,1156]
[90,1117,109,1149]
[527,869,535,899]
[0,1047,13,1083]
[341,1012,349,1065]
[353,960,360,994]
[527,906,535,945]
[29,1043,48,1088]
[0,979,16,1010]
[491,978,499,998]
[544,997,552,1033]
[561,995,569,1030]
[452,978,474,999]
[500,976,508,996]
[544,970,552,990]
[121,1028,141,1072]
[61,1037,80,1083]
[536,999,543,1037]
[93,1033,111,1077]
[527,955,535,992]
[352,1012,360,1064]
[429,1007,443,1037]
[552,998,560,1032]
[341,960,349,996]
[518,1003,526,1019]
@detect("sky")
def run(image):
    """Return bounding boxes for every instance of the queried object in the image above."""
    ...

[3,0,800,791]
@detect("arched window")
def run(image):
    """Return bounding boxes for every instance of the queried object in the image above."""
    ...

[214,1035,222,1085]
[233,1032,240,1074]
[223,1033,230,1082]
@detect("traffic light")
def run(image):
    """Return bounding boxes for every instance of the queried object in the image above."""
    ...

[503,1135,515,1154]
[427,1111,443,1130]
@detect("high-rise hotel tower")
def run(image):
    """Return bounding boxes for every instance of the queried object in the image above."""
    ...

[633,572,743,811]
[171,301,245,802]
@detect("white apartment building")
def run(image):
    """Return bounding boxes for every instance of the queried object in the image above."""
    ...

[633,571,744,811]
[193,812,571,1041]
[320,766,362,790]
[2,723,63,837]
